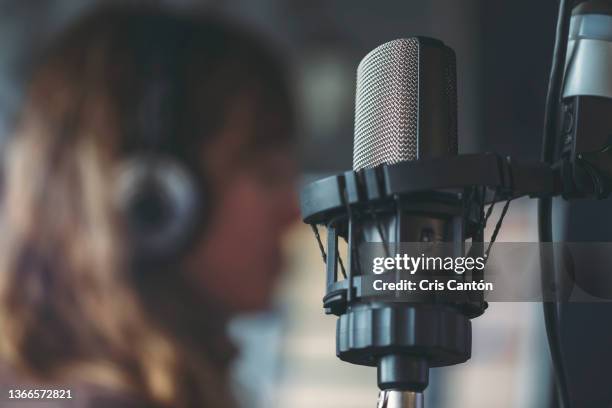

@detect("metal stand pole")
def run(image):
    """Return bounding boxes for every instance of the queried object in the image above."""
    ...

[377,390,424,408]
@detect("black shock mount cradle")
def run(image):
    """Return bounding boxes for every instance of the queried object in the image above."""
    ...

[300,152,600,396]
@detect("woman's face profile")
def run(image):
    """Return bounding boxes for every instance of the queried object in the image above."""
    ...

[185,106,299,313]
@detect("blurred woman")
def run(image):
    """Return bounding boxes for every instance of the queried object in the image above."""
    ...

[0,5,298,408]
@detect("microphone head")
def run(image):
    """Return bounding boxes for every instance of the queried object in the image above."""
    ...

[353,37,458,171]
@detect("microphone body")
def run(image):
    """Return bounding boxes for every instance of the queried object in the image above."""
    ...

[352,37,462,271]
[560,1,612,196]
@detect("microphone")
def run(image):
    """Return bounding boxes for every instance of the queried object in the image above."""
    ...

[559,0,612,197]
[303,37,489,408]
[553,4,612,403]
[352,38,471,408]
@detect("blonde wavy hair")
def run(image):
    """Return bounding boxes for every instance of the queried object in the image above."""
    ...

[0,5,293,407]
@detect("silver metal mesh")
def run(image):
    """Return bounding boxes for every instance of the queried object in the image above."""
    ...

[353,38,420,170]
[444,47,458,155]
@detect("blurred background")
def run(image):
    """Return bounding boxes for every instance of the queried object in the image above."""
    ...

[0,1,561,407]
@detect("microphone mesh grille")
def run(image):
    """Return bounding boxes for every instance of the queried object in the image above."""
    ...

[444,48,458,158]
[353,38,420,170]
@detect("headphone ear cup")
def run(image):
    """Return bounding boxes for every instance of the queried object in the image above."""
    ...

[114,156,204,262]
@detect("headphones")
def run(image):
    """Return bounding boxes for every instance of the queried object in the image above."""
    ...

[113,37,207,263]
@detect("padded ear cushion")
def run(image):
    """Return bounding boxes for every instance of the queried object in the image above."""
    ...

[114,156,205,262]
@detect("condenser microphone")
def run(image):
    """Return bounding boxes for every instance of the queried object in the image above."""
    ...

[351,38,469,408]
[352,36,464,261]
[314,37,484,408]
